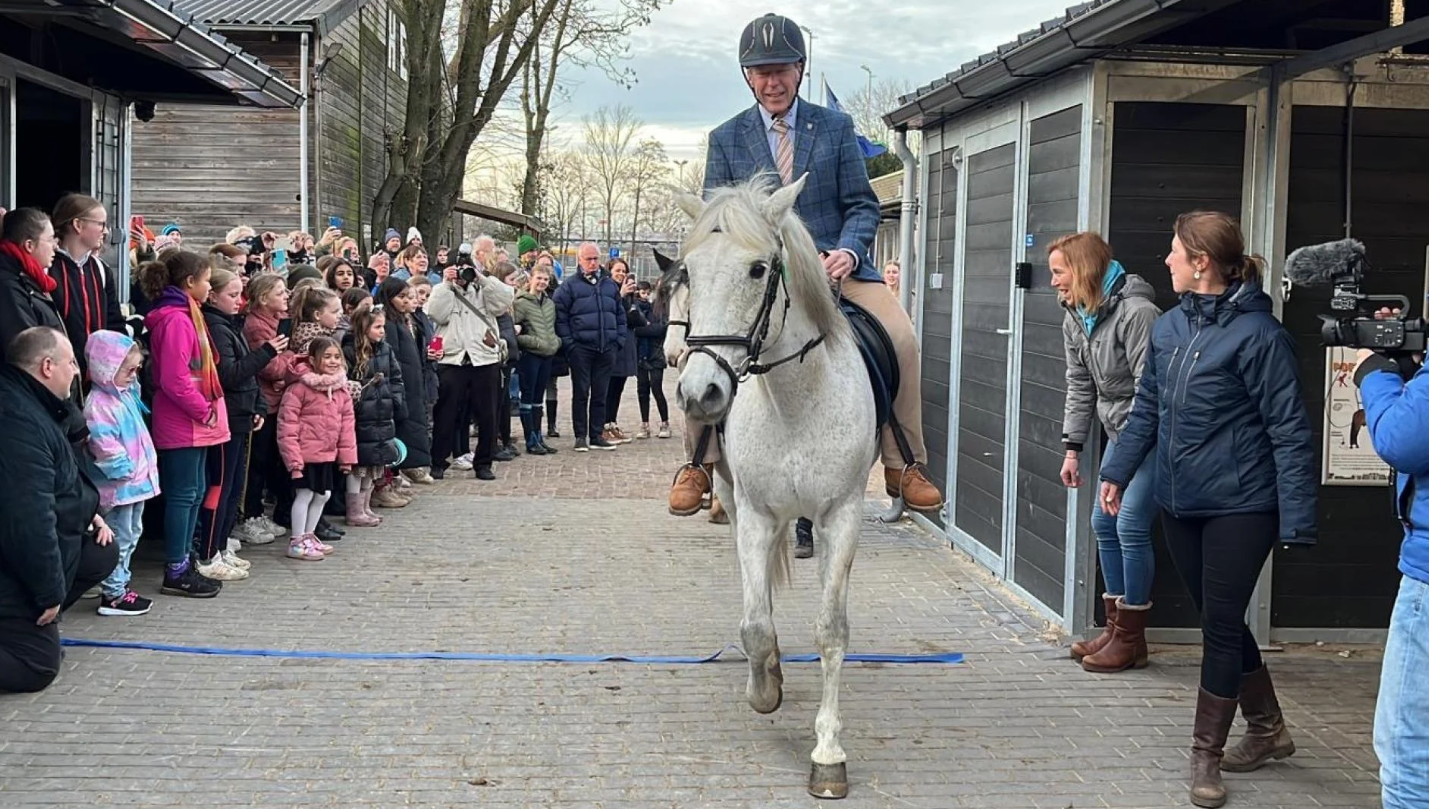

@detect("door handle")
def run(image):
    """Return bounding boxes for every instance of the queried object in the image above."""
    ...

[995,328,1011,335]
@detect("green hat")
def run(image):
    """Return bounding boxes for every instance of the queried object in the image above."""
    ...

[516,234,538,255]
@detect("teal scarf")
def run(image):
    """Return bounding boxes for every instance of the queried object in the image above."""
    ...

[1078,260,1126,337]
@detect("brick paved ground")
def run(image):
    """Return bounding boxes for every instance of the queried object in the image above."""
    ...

[0,372,1384,807]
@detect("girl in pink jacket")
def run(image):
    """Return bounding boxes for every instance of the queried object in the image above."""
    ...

[138,251,229,598]
[278,336,358,560]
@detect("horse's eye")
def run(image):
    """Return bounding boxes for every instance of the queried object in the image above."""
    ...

[749,261,768,279]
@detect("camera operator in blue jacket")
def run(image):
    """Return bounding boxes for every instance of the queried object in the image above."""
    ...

[1355,336,1428,810]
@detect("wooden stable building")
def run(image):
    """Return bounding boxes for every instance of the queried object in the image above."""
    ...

[883,0,1427,642]
[131,0,407,248]
[0,0,301,290]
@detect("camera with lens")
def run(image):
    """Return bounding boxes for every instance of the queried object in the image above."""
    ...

[1283,238,1427,353]
[453,242,478,284]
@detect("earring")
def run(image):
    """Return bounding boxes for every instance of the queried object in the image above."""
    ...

[1192,270,1202,280]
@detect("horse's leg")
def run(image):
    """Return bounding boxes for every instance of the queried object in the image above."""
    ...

[808,501,861,799]
[732,494,785,714]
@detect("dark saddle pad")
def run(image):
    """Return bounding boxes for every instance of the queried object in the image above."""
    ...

[839,296,899,432]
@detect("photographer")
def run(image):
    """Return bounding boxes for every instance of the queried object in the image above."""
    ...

[1355,331,1428,810]
[425,251,514,481]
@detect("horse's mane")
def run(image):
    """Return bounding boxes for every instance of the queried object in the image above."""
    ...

[681,175,849,342]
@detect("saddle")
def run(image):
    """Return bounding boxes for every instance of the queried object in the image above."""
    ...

[839,296,900,435]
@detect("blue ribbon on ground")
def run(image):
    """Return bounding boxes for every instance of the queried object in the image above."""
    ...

[61,638,962,665]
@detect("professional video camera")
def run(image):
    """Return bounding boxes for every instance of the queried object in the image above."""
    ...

[1283,238,1427,352]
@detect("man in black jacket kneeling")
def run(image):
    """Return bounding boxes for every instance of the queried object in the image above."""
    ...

[0,326,118,693]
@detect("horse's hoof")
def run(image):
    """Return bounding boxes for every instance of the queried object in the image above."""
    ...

[749,684,782,714]
[808,762,848,799]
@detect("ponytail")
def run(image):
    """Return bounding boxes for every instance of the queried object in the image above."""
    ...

[1237,254,1266,284]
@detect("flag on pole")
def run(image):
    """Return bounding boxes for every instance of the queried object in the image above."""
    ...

[824,79,888,159]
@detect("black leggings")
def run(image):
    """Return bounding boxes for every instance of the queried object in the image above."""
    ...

[605,376,628,424]
[636,365,668,423]
[1161,511,1277,699]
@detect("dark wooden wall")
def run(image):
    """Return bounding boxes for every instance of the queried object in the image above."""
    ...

[317,2,407,251]
[1105,101,1247,628]
[1014,106,1083,612]
[918,147,957,531]
[1274,105,1427,629]
[954,142,1016,557]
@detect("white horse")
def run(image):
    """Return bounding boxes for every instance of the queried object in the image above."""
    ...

[660,175,877,799]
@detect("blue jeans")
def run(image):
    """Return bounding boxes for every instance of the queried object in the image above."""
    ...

[1092,445,1158,606]
[159,447,208,566]
[1375,574,1429,809]
[100,502,146,598]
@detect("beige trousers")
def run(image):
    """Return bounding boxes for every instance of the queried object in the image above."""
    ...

[682,277,926,470]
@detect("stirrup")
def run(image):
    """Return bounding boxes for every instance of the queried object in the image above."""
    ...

[671,462,712,490]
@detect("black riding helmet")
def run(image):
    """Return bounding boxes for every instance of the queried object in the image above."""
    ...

[738,13,807,68]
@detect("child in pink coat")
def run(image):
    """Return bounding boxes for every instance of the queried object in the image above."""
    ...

[278,336,358,560]
[137,252,229,598]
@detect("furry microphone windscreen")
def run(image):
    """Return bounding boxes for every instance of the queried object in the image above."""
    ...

[1284,238,1366,288]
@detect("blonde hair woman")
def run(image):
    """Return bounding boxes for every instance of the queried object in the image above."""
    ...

[1050,231,1160,674]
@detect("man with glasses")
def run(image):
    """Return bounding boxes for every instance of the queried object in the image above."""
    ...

[553,242,628,451]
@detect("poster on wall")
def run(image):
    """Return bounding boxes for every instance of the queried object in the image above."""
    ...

[1321,346,1392,486]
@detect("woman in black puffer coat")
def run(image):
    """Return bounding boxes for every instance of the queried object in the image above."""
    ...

[341,306,406,526]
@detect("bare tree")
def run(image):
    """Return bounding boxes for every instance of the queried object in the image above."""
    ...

[625,137,670,255]
[372,0,563,246]
[583,104,642,244]
[519,0,666,218]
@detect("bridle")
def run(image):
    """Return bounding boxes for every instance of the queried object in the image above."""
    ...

[667,229,827,393]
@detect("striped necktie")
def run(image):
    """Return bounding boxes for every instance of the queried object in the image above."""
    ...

[772,118,794,185]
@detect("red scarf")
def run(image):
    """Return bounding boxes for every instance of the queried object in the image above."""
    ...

[0,239,57,294]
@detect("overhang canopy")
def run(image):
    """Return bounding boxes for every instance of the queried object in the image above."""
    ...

[454,200,543,234]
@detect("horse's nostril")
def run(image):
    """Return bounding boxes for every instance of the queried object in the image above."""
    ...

[703,383,726,408]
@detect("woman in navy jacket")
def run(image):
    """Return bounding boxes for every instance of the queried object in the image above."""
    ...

[1099,211,1316,809]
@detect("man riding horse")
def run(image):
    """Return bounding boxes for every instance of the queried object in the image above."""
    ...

[668,12,943,520]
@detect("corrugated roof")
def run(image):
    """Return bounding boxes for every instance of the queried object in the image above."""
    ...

[166,0,354,26]
[896,1,1111,105]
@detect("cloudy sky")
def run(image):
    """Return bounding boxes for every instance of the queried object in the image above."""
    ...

[547,0,1082,161]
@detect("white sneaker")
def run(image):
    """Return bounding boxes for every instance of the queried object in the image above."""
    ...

[395,473,413,489]
[235,519,276,546]
[221,549,252,570]
[258,516,287,537]
[226,536,241,554]
[452,453,474,471]
[197,556,249,581]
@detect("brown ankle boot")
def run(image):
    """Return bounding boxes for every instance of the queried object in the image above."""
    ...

[1190,688,1239,808]
[1071,594,1119,660]
[1221,665,1295,772]
[1082,598,1150,672]
[669,464,710,516]
[884,465,943,512]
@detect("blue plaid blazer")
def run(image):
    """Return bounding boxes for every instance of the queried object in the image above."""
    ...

[703,99,882,283]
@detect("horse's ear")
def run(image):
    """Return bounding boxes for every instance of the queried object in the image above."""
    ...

[763,173,808,223]
[674,190,704,221]
[652,248,674,274]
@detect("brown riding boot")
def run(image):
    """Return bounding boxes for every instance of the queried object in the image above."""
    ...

[884,465,943,512]
[1071,594,1119,660]
[1220,665,1295,772]
[669,464,710,516]
[1190,688,1240,808]
[1082,598,1150,672]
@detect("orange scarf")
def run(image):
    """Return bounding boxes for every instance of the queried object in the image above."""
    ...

[187,294,223,401]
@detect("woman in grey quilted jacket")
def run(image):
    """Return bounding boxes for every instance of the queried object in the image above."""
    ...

[1050,231,1161,674]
